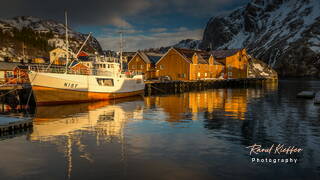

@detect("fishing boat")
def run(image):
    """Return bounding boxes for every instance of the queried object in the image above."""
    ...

[28,12,145,105]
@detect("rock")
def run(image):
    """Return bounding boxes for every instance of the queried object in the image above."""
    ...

[314,92,320,104]
[296,91,315,98]
[199,0,320,78]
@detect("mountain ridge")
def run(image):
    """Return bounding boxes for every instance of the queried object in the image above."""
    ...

[199,0,320,77]
[0,16,102,62]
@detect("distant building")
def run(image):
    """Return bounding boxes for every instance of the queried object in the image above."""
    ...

[77,51,94,69]
[70,62,90,75]
[48,38,65,49]
[0,62,29,83]
[32,57,48,64]
[128,51,162,80]
[50,48,72,65]
[122,52,136,63]
[0,25,12,32]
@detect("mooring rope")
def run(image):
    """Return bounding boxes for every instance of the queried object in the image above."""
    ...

[0,88,18,98]
[26,70,39,106]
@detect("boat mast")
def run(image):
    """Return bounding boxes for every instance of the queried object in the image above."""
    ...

[119,31,123,72]
[65,11,69,73]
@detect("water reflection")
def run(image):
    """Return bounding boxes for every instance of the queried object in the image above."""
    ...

[145,82,278,121]
[28,97,144,179]
[3,81,320,179]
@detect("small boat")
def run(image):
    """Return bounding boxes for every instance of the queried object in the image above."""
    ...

[28,12,144,105]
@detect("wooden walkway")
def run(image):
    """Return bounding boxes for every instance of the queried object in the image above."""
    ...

[0,119,33,135]
[145,78,277,95]
[0,84,24,91]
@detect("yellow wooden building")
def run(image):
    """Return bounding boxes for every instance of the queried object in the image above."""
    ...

[155,47,249,81]
[212,49,249,79]
[127,51,162,80]
[155,48,226,81]
[49,48,68,65]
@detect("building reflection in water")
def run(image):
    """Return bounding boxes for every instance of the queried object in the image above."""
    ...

[145,82,278,121]
[28,97,144,179]
[24,82,277,179]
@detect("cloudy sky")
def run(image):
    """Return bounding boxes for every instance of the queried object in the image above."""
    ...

[0,0,249,51]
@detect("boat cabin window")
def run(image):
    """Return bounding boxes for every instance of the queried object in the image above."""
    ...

[136,79,142,84]
[97,78,114,86]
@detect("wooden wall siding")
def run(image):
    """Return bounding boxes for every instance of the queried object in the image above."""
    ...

[225,50,248,79]
[128,55,147,73]
[209,64,225,78]
[190,64,210,80]
[156,50,190,81]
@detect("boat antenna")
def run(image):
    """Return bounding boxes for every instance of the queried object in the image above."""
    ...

[65,10,69,73]
[119,30,123,72]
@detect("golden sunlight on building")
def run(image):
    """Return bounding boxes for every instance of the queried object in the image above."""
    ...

[142,88,269,122]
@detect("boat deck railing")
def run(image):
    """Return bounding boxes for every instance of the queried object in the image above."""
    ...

[28,65,143,79]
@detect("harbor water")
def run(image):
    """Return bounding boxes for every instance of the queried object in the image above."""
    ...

[0,80,320,180]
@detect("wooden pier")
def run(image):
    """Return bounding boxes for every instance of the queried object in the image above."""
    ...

[0,84,24,91]
[0,119,33,135]
[145,78,276,95]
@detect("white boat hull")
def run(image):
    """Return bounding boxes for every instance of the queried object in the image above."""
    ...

[28,71,145,105]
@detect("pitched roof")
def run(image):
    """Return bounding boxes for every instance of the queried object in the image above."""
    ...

[0,62,22,71]
[174,48,199,63]
[77,51,89,57]
[165,48,243,65]
[174,48,211,64]
[210,49,242,59]
[136,51,162,64]
[196,54,209,64]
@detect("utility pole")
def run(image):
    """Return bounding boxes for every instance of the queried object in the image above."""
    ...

[65,10,69,73]
[22,42,25,62]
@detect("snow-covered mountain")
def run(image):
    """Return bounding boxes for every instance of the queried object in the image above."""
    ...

[0,16,102,62]
[200,0,320,77]
[173,39,201,49]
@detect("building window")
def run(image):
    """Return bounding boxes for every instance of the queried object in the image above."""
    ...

[141,65,144,69]
[182,73,186,78]
[205,73,207,77]
[228,72,232,77]
[132,65,136,69]
[197,72,201,77]
[160,65,164,70]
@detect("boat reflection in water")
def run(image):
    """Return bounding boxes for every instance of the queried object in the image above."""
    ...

[28,96,144,179]
[21,82,279,179]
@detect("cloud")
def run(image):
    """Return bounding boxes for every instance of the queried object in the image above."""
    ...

[0,0,248,26]
[0,0,151,27]
[102,27,143,35]
[98,28,203,51]
[149,28,168,33]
